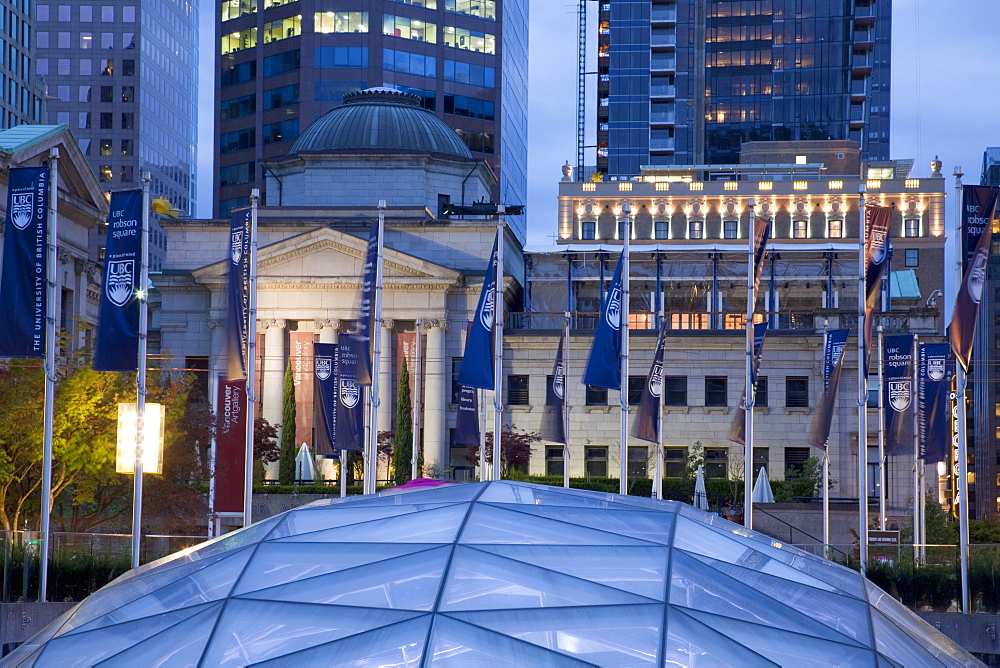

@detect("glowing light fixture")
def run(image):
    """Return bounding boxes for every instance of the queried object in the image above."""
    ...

[116,403,165,474]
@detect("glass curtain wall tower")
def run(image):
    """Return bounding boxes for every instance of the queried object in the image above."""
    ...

[215,0,527,241]
[36,0,198,214]
[595,0,890,177]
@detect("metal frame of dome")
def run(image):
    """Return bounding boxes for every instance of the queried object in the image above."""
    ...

[2,481,978,667]
[288,87,474,159]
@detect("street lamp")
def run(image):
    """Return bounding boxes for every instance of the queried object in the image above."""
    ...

[116,402,165,475]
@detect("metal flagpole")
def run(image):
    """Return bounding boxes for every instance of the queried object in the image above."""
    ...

[479,388,487,480]
[563,312,571,489]
[654,310,664,500]
[619,204,631,495]
[366,201,386,494]
[130,173,151,569]
[954,168,971,613]
[243,189,260,525]
[492,211,505,481]
[912,335,920,562]
[744,199,756,528]
[340,450,347,497]
[38,148,59,601]
[412,319,422,480]
[877,325,886,529]
[821,321,830,560]
[857,185,869,573]
[207,367,219,537]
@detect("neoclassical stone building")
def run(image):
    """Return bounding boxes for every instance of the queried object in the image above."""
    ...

[156,89,522,478]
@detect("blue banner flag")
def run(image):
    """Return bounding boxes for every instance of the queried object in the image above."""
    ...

[584,250,624,389]
[0,167,48,358]
[883,334,915,456]
[950,185,999,371]
[635,326,666,443]
[335,334,366,450]
[543,333,569,444]
[94,189,143,370]
[454,386,480,447]
[458,236,498,390]
[312,342,339,456]
[355,218,379,386]
[918,343,953,462]
[752,219,770,300]
[807,329,849,449]
[223,207,251,380]
[729,322,768,445]
[863,205,892,372]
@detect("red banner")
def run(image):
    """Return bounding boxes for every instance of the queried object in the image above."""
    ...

[214,379,246,513]
[290,332,315,445]
[397,331,418,398]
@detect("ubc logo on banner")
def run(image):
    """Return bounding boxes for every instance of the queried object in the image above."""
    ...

[340,379,360,408]
[967,249,987,304]
[553,362,565,400]
[105,260,135,306]
[479,285,495,330]
[605,287,622,330]
[648,363,663,397]
[315,355,332,381]
[10,192,33,230]
[231,229,244,264]
[928,356,946,381]
[888,381,911,411]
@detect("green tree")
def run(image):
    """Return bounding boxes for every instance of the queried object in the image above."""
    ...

[391,360,413,485]
[464,427,539,479]
[278,359,297,485]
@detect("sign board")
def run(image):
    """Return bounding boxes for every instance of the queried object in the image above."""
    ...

[868,530,900,546]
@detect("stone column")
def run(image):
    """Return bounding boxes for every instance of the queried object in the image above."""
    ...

[208,318,226,372]
[261,319,286,479]
[424,319,449,477]
[316,318,339,344]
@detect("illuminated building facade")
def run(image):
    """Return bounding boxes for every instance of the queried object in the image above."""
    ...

[215,0,527,242]
[595,0,890,177]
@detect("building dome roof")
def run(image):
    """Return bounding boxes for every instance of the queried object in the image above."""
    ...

[6,481,974,666]
[289,87,474,159]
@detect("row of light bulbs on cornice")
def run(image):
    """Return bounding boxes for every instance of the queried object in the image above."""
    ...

[577,195,927,218]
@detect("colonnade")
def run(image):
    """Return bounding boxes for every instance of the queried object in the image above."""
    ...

[210,315,452,481]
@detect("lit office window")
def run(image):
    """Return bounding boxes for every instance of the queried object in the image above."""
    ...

[314,11,367,33]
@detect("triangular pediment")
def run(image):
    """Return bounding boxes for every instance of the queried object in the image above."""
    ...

[192,226,461,286]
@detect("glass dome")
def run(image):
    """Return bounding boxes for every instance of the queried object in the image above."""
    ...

[2,481,974,666]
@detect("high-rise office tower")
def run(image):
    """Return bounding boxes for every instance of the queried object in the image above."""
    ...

[215,0,527,241]
[973,148,1000,518]
[593,0,890,177]
[0,0,45,127]
[35,0,199,215]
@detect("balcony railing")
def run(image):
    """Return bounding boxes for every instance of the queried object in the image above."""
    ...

[505,311,939,335]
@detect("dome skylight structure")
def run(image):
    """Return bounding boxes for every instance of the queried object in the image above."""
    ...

[2,482,975,666]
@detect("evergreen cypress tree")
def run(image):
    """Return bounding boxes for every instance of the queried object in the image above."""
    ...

[278,358,297,485]
[391,359,413,485]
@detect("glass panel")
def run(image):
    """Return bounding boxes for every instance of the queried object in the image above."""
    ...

[238,546,450,610]
[669,550,859,643]
[470,544,669,599]
[682,607,876,667]
[690,552,871,645]
[429,615,589,666]
[460,504,654,546]
[268,503,460,539]
[869,608,948,668]
[80,602,219,666]
[35,602,221,665]
[202,600,423,666]
[271,503,466,543]
[250,615,429,667]
[440,545,654,611]
[447,604,662,665]
[865,581,968,661]
[483,503,674,545]
[476,481,620,508]
[666,607,781,666]
[234,542,442,595]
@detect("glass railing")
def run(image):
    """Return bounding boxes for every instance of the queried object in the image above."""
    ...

[0,530,206,602]
[792,543,1000,614]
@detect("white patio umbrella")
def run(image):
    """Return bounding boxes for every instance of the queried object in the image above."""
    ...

[295,443,317,483]
[693,464,709,510]
[752,466,775,504]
